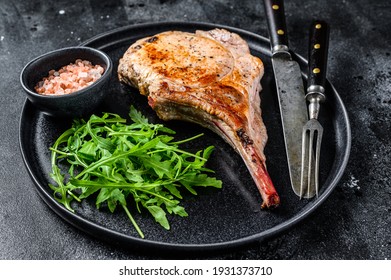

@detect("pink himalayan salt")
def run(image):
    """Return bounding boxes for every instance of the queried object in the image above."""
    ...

[35,59,104,95]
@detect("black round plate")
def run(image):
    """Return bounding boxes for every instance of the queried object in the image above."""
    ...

[19,22,351,253]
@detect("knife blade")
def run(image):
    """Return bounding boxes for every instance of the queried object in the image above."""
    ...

[263,0,315,197]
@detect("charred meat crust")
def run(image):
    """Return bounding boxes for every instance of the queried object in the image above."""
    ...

[236,128,254,148]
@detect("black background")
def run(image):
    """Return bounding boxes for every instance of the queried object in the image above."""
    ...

[0,0,390,259]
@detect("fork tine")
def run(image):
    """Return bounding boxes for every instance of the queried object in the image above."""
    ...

[307,129,315,198]
[314,126,323,197]
[300,127,312,199]
[300,128,308,199]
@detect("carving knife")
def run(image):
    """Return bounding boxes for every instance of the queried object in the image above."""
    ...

[263,0,315,197]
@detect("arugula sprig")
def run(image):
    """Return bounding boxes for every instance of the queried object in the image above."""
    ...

[49,106,222,238]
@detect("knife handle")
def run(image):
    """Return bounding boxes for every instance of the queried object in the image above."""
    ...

[263,0,289,54]
[307,20,330,98]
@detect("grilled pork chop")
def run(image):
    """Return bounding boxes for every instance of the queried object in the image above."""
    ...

[118,28,280,208]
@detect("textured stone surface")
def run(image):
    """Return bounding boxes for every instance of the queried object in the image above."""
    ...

[0,0,390,259]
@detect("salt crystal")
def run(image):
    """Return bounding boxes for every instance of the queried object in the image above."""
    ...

[59,10,65,15]
[0,36,4,41]
[78,72,88,78]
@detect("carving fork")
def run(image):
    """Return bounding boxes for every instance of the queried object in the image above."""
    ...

[300,20,330,198]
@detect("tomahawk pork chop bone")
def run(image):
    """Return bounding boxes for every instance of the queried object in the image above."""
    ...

[118,28,280,208]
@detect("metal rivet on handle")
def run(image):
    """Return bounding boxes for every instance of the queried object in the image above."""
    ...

[272,5,279,10]
[315,24,322,29]
[313,68,321,74]
[314,44,321,49]
[277,29,285,35]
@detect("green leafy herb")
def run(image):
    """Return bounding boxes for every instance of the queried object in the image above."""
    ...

[49,106,222,238]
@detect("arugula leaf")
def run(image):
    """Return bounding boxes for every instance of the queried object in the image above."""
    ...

[49,106,222,238]
[147,205,169,230]
[78,141,97,160]
[129,105,149,125]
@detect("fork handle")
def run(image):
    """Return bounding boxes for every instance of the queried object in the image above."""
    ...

[307,20,330,99]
